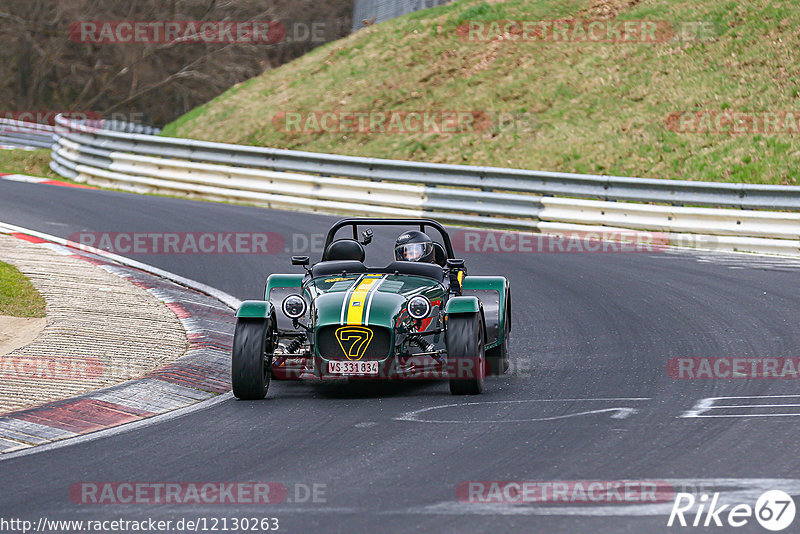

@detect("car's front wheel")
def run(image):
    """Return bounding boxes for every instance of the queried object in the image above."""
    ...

[232,317,274,399]
[447,313,485,395]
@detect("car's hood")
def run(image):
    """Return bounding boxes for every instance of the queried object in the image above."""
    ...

[315,287,407,328]
[311,275,443,329]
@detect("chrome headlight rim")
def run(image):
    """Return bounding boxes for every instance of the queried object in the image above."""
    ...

[281,294,307,319]
[407,295,432,320]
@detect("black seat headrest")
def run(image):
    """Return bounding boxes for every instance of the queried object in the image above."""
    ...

[323,239,365,262]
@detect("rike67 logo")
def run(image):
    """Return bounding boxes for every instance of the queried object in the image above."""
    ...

[668,490,796,531]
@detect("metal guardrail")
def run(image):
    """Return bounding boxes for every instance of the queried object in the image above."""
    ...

[49,114,800,256]
[352,0,453,31]
[75,119,162,136]
[0,118,161,150]
[52,115,800,211]
[0,119,56,149]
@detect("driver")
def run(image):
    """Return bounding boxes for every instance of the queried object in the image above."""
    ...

[395,231,435,263]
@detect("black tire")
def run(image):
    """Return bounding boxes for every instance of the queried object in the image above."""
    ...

[447,313,485,395]
[232,317,274,400]
[486,292,511,375]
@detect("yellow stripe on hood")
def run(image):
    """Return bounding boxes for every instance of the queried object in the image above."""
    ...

[346,275,383,325]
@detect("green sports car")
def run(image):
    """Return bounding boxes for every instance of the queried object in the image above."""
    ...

[231,218,511,398]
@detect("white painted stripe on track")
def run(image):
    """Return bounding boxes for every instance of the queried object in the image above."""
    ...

[395,397,652,423]
[0,174,48,183]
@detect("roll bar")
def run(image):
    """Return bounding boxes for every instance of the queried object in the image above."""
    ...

[324,218,456,259]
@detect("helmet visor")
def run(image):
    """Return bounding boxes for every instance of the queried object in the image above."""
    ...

[395,242,433,262]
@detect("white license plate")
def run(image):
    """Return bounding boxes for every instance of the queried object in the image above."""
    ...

[327,360,379,375]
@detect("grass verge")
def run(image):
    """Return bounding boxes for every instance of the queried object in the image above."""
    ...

[0,261,47,318]
[0,149,59,179]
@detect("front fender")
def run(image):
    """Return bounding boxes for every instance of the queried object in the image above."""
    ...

[265,273,304,299]
[445,296,487,344]
[445,296,481,315]
[462,276,510,349]
[236,300,274,319]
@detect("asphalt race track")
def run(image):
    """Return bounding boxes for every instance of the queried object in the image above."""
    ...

[1,180,800,533]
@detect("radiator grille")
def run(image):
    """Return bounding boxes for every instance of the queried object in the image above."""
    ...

[317,325,391,361]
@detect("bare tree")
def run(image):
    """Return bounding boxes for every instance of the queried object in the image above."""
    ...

[0,0,353,125]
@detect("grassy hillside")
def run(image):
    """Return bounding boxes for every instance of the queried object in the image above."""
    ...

[163,0,800,185]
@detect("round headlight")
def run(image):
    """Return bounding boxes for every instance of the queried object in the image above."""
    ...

[407,296,431,320]
[282,295,307,319]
